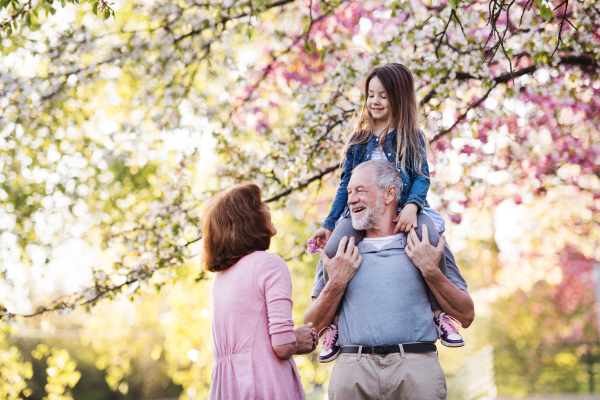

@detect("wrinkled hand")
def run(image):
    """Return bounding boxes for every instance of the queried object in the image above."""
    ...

[294,323,319,355]
[405,224,446,279]
[310,227,333,249]
[393,203,419,234]
[317,236,362,287]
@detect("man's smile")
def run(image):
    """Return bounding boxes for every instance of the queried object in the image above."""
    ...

[351,206,366,214]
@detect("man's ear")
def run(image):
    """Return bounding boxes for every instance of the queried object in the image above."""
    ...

[385,187,396,204]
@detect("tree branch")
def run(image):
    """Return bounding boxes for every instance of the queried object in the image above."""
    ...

[429,83,498,143]
[0,1,31,30]
[174,0,295,43]
[552,0,576,58]
[0,234,203,320]
[264,165,340,203]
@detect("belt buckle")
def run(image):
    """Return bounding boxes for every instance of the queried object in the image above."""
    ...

[372,345,385,354]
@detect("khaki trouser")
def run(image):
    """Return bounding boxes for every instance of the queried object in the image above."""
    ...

[328,352,447,400]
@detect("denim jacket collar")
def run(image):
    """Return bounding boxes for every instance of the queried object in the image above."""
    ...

[356,130,399,166]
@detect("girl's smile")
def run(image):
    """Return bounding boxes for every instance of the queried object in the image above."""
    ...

[367,76,390,124]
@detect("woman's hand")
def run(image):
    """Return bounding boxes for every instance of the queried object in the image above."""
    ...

[293,323,318,355]
[393,203,419,234]
[273,323,318,360]
[310,227,333,249]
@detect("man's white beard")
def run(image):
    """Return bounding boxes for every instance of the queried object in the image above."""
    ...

[351,194,385,231]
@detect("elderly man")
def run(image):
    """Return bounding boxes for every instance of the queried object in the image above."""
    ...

[303,160,474,400]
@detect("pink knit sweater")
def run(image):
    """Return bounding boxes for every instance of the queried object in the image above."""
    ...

[209,251,305,400]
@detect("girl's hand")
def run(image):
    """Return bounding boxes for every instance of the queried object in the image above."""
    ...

[311,227,333,249]
[393,203,419,234]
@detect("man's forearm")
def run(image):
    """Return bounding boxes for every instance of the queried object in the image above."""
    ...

[424,270,474,327]
[303,280,346,333]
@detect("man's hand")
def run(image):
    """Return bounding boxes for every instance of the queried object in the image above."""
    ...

[317,236,363,287]
[405,224,445,279]
[303,237,362,332]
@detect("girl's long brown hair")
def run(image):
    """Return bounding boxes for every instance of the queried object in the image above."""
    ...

[201,184,272,272]
[341,63,426,176]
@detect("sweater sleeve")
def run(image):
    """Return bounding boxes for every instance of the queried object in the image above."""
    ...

[257,253,296,346]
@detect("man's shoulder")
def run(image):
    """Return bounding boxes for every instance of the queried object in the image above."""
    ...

[416,210,437,225]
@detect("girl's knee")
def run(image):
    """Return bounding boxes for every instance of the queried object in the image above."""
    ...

[324,237,341,258]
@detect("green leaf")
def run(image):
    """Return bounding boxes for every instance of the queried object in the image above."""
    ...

[104,8,109,19]
[537,0,554,21]
[450,0,461,9]
[92,2,97,15]
[303,41,314,54]
[25,13,31,27]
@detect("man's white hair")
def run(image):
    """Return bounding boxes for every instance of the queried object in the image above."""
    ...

[353,160,403,203]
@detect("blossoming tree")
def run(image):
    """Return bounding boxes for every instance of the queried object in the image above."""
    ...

[0,0,599,395]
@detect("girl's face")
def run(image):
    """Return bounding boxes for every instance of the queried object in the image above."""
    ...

[366,76,390,124]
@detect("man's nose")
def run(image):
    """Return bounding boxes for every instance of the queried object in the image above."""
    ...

[348,192,357,204]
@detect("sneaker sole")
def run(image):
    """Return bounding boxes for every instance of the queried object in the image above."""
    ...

[441,340,465,347]
[318,351,341,363]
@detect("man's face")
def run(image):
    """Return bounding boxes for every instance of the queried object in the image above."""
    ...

[347,166,385,230]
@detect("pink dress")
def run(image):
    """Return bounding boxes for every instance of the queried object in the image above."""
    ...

[209,251,305,400]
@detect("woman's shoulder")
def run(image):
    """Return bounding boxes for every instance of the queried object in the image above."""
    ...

[249,250,282,259]
[246,251,287,269]
[251,252,291,288]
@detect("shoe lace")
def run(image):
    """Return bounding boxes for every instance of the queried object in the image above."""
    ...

[439,314,461,336]
[318,327,338,351]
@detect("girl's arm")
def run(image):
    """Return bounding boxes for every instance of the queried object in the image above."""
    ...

[323,146,354,230]
[406,134,430,211]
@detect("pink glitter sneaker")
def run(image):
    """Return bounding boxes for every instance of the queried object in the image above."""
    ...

[434,312,465,347]
[318,324,340,363]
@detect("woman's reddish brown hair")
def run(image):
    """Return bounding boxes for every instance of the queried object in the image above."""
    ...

[201,183,273,272]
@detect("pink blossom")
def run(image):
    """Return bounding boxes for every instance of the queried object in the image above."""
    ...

[514,194,522,205]
[307,238,319,254]
[450,214,462,224]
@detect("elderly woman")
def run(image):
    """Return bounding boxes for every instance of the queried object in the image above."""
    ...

[203,183,318,400]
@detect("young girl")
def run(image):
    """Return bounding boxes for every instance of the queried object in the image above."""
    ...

[308,63,465,363]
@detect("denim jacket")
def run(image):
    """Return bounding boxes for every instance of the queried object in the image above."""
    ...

[323,130,430,230]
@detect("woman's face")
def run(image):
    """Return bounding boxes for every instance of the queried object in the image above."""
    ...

[366,76,390,124]
[262,205,277,237]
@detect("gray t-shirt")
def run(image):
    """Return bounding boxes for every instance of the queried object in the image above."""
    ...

[310,212,468,346]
